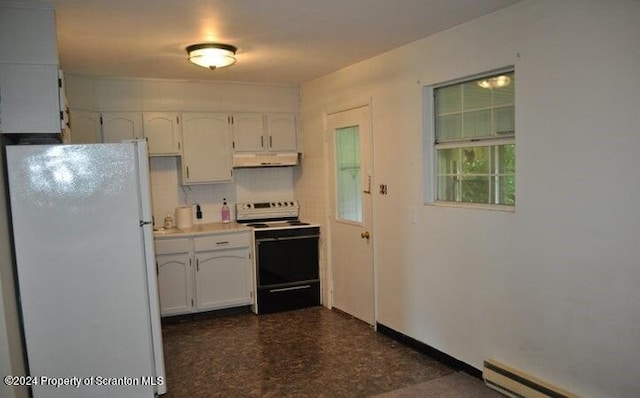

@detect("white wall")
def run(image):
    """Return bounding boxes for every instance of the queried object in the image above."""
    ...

[299,1,640,397]
[65,75,300,225]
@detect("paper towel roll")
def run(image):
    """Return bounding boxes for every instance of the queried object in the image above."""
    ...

[175,206,193,229]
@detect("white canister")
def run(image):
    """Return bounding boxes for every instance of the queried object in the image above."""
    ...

[175,206,193,229]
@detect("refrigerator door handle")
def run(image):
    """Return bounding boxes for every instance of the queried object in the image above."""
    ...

[139,220,152,227]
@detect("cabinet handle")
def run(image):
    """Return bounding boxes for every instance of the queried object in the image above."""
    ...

[269,136,273,148]
[261,136,264,148]
[196,258,199,271]
[186,166,190,179]
[216,241,229,245]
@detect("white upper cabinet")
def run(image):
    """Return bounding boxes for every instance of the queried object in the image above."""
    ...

[181,112,233,184]
[101,112,143,143]
[69,110,101,144]
[232,112,298,153]
[0,4,62,134]
[143,112,182,156]
[266,113,298,152]
[231,113,265,152]
[0,4,58,65]
[0,64,62,134]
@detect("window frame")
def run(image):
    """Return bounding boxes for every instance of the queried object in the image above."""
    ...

[424,67,515,210]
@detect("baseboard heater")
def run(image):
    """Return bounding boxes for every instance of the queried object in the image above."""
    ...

[483,359,577,398]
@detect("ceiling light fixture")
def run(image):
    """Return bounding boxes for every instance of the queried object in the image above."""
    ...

[477,75,511,89]
[186,43,237,70]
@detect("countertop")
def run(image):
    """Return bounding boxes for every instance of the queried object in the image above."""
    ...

[153,222,251,238]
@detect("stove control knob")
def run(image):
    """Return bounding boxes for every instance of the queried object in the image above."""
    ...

[289,201,295,206]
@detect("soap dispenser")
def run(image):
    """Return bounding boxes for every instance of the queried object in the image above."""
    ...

[221,198,231,224]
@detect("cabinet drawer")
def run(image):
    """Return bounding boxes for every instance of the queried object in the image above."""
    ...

[194,233,250,252]
[155,238,191,255]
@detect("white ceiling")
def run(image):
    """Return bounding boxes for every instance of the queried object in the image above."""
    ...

[50,0,522,85]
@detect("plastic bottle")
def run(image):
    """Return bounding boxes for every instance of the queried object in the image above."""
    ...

[221,198,231,223]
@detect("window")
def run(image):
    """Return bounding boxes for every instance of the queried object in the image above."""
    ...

[434,71,515,206]
[335,125,362,222]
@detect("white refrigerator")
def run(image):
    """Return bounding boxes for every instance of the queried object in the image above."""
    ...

[6,141,166,397]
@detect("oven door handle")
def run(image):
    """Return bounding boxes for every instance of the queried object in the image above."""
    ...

[256,235,319,243]
[269,285,311,293]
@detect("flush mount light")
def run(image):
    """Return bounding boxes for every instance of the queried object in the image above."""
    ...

[477,75,511,89]
[186,43,237,70]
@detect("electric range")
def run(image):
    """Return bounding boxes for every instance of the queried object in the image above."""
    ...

[236,200,321,314]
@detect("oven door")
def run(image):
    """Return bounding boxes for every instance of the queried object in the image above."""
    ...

[256,234,319,287]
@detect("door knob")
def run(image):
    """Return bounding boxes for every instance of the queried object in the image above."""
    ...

[361,231,370,239]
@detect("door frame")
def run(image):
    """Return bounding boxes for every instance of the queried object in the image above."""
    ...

[323,98,377,326]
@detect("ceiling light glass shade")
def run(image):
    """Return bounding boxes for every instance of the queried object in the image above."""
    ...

[186,43,237,70]
[477,75,511,89]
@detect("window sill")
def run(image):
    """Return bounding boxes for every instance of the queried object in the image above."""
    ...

[425,201,515,212]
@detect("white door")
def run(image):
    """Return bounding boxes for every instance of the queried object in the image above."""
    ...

[328,105,374,325]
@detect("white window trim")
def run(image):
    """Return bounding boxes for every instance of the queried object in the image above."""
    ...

[423,67,515,208]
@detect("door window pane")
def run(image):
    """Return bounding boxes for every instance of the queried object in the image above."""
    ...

[335,126,362,222]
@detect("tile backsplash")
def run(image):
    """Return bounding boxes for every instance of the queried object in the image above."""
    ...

[149,157,295,226]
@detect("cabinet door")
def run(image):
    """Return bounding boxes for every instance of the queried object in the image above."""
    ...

[101,112,143,143]
[157,252,193,316]
[144,112,182,156]
[0,5,58,64]
[232,113,265,152]
[267,113,297,152]
[69,110,101,144]
[181,112,233,184]
[195,248,252,311]
[0,64,61,134]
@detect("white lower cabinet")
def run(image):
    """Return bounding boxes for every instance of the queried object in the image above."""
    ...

[155,238,193,317]
[155,231,252,316]
[195,248,252,311]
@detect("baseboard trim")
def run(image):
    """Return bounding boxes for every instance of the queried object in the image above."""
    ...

[161,306,251,324]
[376,322,482,379]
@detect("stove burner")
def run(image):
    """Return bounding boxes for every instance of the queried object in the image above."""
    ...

[287,220,309,226]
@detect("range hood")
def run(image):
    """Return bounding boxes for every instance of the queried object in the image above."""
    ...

[232,152,299,168]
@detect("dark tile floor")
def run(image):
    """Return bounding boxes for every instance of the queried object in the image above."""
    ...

[161,306,455,397]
